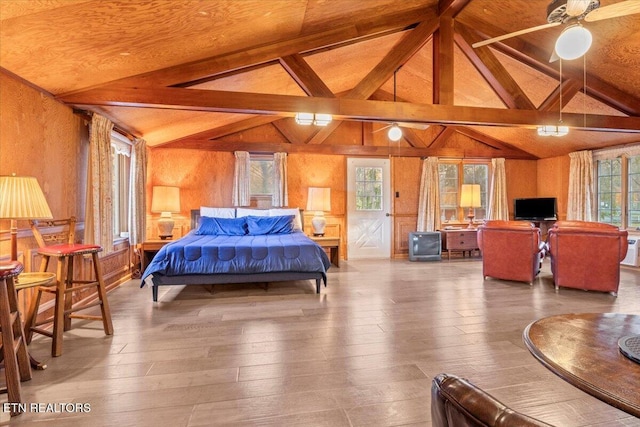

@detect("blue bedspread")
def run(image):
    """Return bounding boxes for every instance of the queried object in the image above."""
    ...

[141,231,330,285]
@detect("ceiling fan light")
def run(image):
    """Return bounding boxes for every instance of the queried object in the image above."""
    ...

[555,25,592,60]
[388,124,402,141]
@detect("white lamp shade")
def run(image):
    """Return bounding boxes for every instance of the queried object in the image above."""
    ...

[151,186,181,213]
[555,25,592,60]
[0,175,53,219]
[306,187,331,212]
[460,184,481,208]
[388,124,402,141]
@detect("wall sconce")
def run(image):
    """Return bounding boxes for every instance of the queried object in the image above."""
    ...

[306,187,331,236]
[0,174,53,260]
[151,185,180,240]
[460,184,481,228]
[295,113,332,126]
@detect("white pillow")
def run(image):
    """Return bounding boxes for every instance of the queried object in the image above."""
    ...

[269,208,302,231]
[236,208,270,218]
[200,206,235,218]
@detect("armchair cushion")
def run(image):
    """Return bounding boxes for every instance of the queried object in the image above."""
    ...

[477,220,543,284]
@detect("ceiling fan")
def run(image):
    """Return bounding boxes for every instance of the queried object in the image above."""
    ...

[472,0,640,60]
[374,70,430,141]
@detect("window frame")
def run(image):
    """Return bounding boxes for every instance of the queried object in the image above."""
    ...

[595,153,640,229]
[249,153,275,204]
[110,131,131,239]
[438,159,490,224]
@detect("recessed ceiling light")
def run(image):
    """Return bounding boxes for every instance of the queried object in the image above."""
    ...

[119,52,130,56]
[197,11,209,16]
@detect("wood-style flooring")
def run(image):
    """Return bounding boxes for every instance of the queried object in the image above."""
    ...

[4,258,640,426]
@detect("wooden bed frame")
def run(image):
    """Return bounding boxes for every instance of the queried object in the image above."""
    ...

[146,209,327,302]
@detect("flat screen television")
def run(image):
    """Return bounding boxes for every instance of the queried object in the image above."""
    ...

[514,197,557,221]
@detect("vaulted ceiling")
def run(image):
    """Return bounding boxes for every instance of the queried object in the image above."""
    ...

[1,0,639,159]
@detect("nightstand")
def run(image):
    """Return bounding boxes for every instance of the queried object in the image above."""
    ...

[441,229,480,260]
[309,236,340,267]
[141,240,171,272]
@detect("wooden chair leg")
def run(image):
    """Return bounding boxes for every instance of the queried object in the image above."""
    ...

[63,256,74,332]
[92,253,113,335]
[52,257,67,357]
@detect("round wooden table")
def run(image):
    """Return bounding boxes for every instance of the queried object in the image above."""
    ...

[523,312,640,418]
[14,272,57,370]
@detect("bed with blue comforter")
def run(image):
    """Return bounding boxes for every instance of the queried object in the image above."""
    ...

[141,210,331,301]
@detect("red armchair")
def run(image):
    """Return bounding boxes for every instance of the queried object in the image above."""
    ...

[547,220,627,295]
[477,220,544,284]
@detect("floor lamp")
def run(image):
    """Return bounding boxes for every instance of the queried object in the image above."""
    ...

[0,175,53,261]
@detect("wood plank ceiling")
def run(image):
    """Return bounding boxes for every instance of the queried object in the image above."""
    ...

[1,0,639,159]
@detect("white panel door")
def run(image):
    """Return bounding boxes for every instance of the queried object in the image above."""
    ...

[347,158,391,259]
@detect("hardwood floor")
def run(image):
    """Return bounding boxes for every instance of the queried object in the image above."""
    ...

[4,258,640,426]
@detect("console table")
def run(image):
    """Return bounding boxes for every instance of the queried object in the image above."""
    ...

[441,229,480,260]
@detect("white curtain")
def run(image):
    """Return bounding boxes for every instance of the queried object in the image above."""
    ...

[272,152,288,207]
[85,114,114,254]
[487,158,509,220]
[128,137,147,245]
[232,151,251,207]
[567,150,594,221]
[417,157,441,232]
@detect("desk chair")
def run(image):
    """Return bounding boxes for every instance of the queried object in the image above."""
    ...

[26,217,113,357]
[0,261,32,417]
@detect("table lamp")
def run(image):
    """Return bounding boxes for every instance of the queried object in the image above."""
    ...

[151,185,180,240]
[306,187,331,236]
[0,174,53,260]
[460,184,481,228]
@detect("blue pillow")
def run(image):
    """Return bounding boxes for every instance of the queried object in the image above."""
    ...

[246,215,295,235]
[195,216,247,235]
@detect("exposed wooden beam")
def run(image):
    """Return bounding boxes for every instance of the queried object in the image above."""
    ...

[538,78,582,112]
[451,126,536,158]
[434,16,455,105]
[58,7,437,97]
[278,54,335,98]
[428,127,456,149]
[454,23,535,110]
[158,138,536,159]
[455,21,640,116]
[58,86,640,133]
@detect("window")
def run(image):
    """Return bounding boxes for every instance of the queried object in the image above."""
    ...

[111,132,131,238]
[596,154,640,228]
[355,166,383,210]
[438,160,489,223]
[249,154,274,197]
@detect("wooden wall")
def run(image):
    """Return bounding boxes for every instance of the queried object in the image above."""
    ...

[0,71,131,311]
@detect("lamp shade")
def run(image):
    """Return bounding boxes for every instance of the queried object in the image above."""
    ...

[0,175,53,220]
[306,187,331,212]
[151,186,180,213]
[460,184,481,208]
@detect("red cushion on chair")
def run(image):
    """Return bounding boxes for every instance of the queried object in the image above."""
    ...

[0,261,24,278]
[38,243,103,257]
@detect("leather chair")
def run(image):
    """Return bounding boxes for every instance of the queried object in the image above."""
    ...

[547,220,627,295]
[431,373,554,427]
[477,220,545,284]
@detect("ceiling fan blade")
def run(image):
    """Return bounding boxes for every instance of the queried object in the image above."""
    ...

[398,122,430,130]
[373,124,392,133]
[585,0,640,22]
[549,50,560,63]
[566,0,591,17]
[472,22,561,48]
